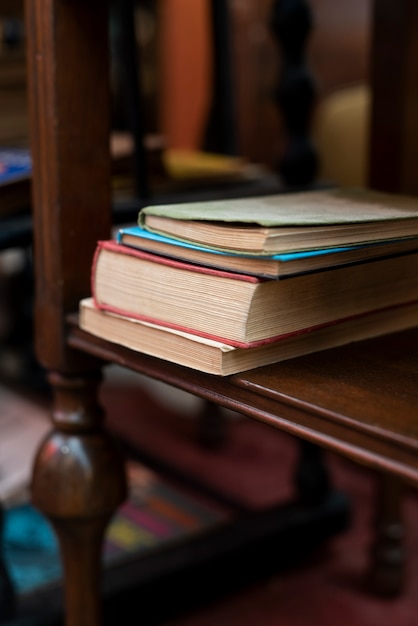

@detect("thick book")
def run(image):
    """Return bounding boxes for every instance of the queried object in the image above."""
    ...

[138,188,418,254]
[79,298,418,376]
[91,240,418,346]
[118,224,418,279]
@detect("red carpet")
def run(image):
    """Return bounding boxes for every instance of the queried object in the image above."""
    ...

[100,370,418,626]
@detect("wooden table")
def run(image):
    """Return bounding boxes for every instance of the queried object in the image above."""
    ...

[22,1,418,625]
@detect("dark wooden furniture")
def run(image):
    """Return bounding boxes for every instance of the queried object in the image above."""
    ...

[23,0,418,625]
[1,4,348,623]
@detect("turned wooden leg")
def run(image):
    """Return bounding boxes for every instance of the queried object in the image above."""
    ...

[197,401,227,450]
[270,0,319,187]
[294,440,331,505]
[368,473,405,596]
[31,371,127,626]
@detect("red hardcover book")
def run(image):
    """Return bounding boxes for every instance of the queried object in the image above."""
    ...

[90,239,418,348]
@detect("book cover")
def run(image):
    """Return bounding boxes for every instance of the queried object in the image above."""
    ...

[138,188,418,253]
[79,298,418,376]
[0,147,32,216]
[91,239,418,346]
[0,148,31,185]
[117,225,418,279]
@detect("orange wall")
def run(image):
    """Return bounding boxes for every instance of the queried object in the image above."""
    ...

[158,0,212,150]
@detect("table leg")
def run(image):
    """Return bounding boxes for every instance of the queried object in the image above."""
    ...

[31,371,127,626]
[368,472,405,596]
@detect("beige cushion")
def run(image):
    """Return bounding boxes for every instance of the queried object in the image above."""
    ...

[313,84,370,188]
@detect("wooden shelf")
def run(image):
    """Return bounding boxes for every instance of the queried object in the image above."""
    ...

[68,316,418,487]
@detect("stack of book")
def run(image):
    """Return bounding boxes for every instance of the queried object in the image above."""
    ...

[79,188,418,376]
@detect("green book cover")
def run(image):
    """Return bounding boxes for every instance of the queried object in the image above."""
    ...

[138,188,418,228]
[138,188,418,254]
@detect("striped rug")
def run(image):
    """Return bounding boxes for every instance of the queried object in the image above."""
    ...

[4,460,230,595]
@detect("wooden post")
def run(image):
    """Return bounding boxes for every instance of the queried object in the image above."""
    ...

[24,1,127,624]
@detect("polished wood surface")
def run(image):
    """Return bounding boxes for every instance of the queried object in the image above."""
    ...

[68,322,418,486]
[25,0,112,373]
[25,0,418,625]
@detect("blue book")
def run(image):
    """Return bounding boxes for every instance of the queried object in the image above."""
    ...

[117,225,418,279]
[0,148,32,216]
[0,148,31,184]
